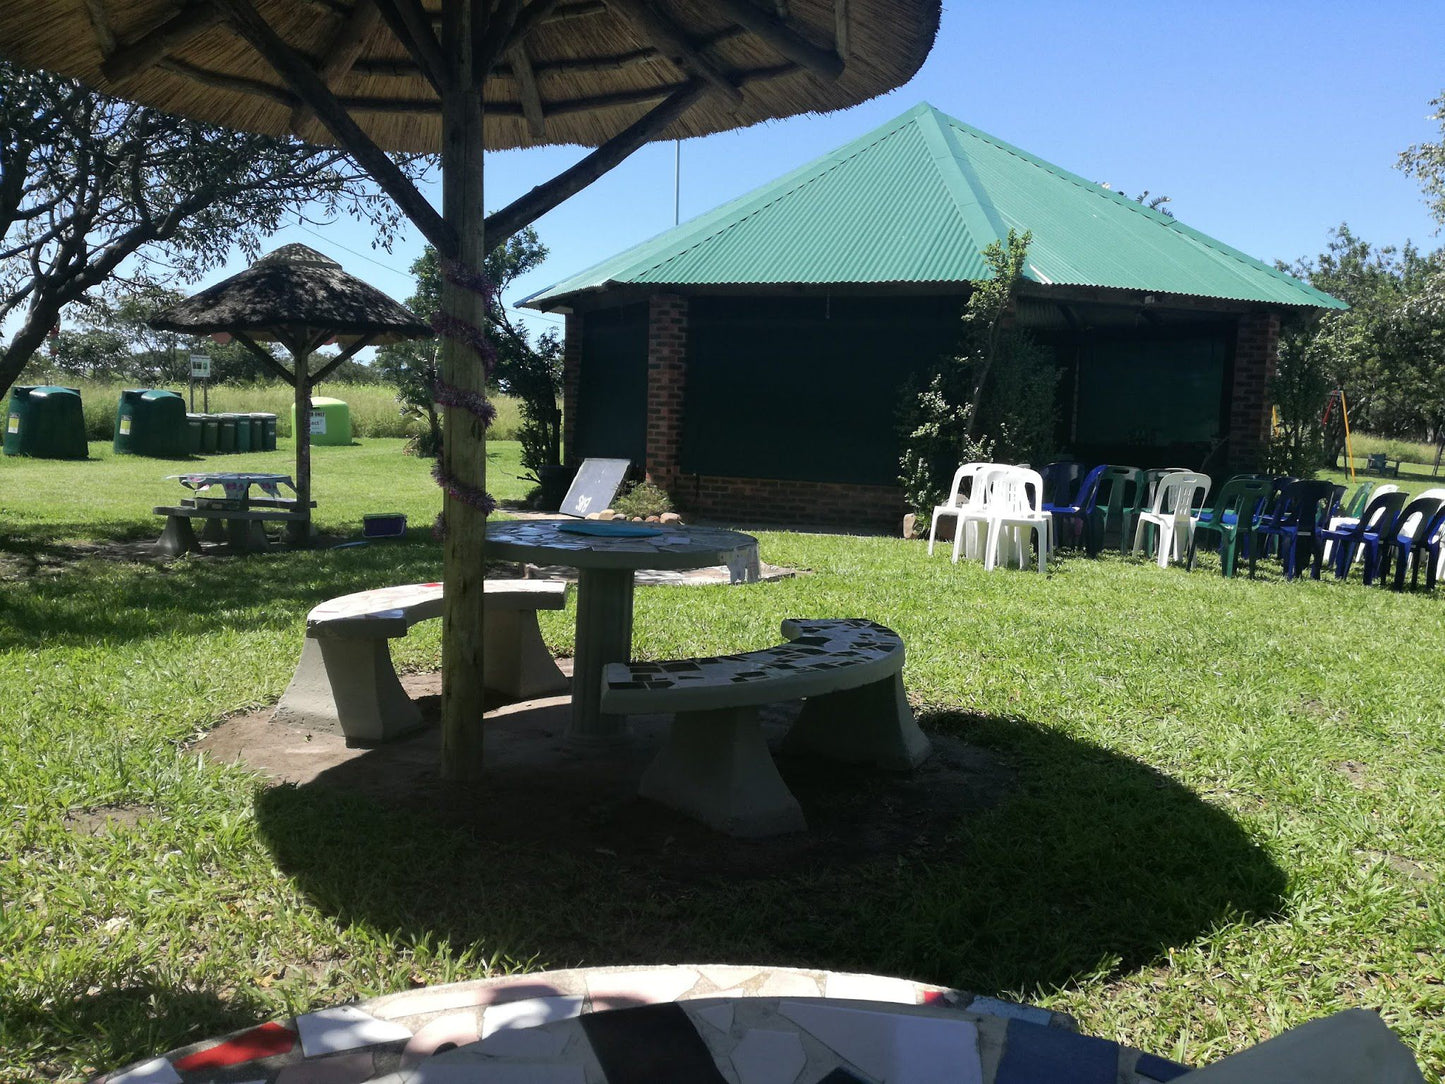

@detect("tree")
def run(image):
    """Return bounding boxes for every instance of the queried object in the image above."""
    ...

[1398,90,1445,230]
[0,60,412,398]
[376,228,563,472]
[897,229,1057,521]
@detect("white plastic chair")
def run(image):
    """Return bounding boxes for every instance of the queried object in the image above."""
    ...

[954,463,1014,562]
[982,467,1051,572]
[928,462,992,559]
[1132,471,1211,568]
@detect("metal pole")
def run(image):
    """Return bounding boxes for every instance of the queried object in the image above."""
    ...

[673,139,680,226]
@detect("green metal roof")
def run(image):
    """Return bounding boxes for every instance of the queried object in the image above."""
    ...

[523,102,1344,311]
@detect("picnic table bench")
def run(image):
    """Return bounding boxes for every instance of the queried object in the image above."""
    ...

[154,472,313,554]
[601,618,931,836]
[275,580,570,744]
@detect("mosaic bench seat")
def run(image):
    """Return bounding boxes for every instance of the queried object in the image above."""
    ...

[275,580,569,744]
[601,618,931,837]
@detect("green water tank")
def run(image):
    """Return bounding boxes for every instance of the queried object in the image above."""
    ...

[3,386,88,459]
[293,396,351,446]
[227,412,252,453]
[217,413,237,453]
[259,413,278,451]
[185,413,204,454]
[114,389,187,457]
[200,415,220,454]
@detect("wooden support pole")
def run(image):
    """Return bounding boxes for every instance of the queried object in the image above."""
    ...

[311,333,378,383]
[79,0,118,56]
[213,0,457,257]
[712,0,844,79]
[604,0,743,104]
[483,80,705,247]
[290,0,382,139]
[438,0,491,780]
[286,336,314,545]
[504,0,564,52]
[101,3,227,83]
[233,332,297,386]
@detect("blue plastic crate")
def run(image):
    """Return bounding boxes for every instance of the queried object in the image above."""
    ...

[362,513,407,539]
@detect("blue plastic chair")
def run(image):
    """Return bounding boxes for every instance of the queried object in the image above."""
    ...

[1249,480,1341,580]
[1423,506,1445,591]
[1038,461,1084,512]
[1380,497,1445,590]
[1049,464,1105,551]
[1310,490,1409,581]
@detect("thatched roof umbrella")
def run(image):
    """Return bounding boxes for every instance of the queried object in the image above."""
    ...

[0,0,941,781]
[151,243,433,541]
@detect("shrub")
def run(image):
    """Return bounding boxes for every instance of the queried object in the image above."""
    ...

[610,480,674,519]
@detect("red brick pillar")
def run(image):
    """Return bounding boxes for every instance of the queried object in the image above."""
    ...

[562,312,583,467]
[1228,311,1279,472]
[645,293,688,489]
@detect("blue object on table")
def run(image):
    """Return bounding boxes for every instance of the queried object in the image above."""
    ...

[558,521,664,537]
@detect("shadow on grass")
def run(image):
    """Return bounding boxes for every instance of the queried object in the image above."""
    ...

[0,979,266,1080]
[250,708,1286,999]
[0,527,444,650]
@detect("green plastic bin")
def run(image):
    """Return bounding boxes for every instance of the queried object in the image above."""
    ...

[217,414,238,453]
[201,415,219,454]
[185,413,204,454]
[247,414,265,452]
[260,413,278,451]
[114,389,187,457]
[228,412,252,453]
[293,396,351,446]
[3,386,88,459]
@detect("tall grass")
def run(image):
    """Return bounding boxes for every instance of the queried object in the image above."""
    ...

[39,379,523,442]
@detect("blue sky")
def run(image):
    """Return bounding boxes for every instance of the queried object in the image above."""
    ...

[154,2,1445,343]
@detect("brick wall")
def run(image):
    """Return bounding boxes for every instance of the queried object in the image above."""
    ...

[671,473,907,532]
[1228,311,1279,472]
[562,312,583,466]
[644,294,688,489]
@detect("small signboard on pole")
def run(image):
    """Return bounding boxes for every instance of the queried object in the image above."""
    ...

[189,354,211,412]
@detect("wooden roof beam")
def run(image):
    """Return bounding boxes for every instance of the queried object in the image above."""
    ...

[713,0,844,79]
[372,0,451,93]
[507,42,546,137]
[604,0,744,104]
[101,3,227,83]
[78,0,118,57]
[212,0,456,256]
[505,0,563,51]
[289,0,382,139]
[484,79,705,247]
[834,0,849,60]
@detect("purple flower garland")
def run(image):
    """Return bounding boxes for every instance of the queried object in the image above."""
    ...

[430,258,500,536]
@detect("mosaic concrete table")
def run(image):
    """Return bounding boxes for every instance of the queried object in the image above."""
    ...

[485,520,758,744]
[97,964,1194,1084]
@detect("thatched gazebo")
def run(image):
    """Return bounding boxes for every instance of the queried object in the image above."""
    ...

[0,0,942,780]
[151,243,433,541]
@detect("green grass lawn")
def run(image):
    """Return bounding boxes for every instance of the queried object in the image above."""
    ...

[2,443,1443,1080]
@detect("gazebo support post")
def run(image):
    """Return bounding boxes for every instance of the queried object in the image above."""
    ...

[291,341,312,545]
[437,0,492,780]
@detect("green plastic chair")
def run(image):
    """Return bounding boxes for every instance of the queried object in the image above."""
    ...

[1085,465,1146,555]
[1187,476,1272,577]
[1338,480,1376,521]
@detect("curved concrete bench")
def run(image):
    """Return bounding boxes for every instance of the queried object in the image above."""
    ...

[276,580,569,744]
[601,618,930,837]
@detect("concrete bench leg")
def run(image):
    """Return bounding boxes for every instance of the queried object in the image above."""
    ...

[482,607,569,699]
[780,673,931,771]
[226,518,270,554]
[640,706,806,837]
[274,636,422,744]
[156,515,202,557]
[200,517,227,543]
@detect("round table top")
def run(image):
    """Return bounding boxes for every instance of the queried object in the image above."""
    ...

[485,519,758,573]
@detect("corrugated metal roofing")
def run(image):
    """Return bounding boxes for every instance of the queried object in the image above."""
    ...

[523,102,1344,311]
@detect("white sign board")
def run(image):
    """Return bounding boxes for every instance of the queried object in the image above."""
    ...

[309,409,327,436]
[189,354,211,379]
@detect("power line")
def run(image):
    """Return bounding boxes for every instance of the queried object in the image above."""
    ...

[295,223,407,276]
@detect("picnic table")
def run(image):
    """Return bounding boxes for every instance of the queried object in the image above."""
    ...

[154,471,314,555]
[483,519,759,745]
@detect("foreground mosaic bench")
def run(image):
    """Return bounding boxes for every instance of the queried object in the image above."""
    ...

[94,965,1427,1084]
[275,580,569,743]
[601,619,932,836]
